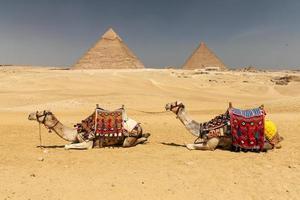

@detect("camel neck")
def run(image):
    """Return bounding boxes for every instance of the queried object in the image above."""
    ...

[48,120,78,142]
[177,108,201,137]
[177,109,191,125]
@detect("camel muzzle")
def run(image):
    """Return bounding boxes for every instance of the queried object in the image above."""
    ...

[28,112,38,121]
[28,114,34,120]
[165,104,171,111]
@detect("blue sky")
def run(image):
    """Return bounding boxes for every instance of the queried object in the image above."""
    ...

[0,0,299,68]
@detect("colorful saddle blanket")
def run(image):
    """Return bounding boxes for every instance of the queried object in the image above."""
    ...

[229,107,265,150]
[95,109,124,137]
[76,108,125,141]
[200,113,231,139]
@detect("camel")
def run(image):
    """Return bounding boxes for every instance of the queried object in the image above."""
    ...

[165,101,282,151]
[28,110,150,150]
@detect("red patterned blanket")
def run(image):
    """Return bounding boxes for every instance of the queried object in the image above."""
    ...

[95,109,124,137]
[229,107,265,151]
[76,108,125,141]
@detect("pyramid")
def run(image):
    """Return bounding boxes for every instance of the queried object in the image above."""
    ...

[73,28,145,69]
[182,42,227,70]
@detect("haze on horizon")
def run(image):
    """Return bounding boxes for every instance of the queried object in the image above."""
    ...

[0,0,299,69]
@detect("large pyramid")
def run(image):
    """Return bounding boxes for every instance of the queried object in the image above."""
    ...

[182,42,227,70]
[73,28,144,69]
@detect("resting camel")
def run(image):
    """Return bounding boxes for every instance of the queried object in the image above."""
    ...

[165,101,283,151]
[28,110,150,150]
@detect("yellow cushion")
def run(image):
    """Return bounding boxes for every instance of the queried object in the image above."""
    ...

[265,120,277,141]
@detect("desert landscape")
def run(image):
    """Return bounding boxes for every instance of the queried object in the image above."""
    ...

[0,66,299,199]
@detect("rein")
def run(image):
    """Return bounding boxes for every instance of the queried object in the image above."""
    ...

[127,108,168,114]
[36,111,60,133]
[35,111,60,149]
[38,122,42,148]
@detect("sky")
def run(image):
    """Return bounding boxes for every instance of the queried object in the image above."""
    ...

[0,0,299,69]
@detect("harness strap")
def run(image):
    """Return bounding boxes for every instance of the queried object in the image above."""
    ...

[171,102,184,116]
[36,111,59,132]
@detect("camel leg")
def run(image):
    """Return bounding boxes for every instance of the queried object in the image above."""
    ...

[263,142,274,151]
[65,141,93,150]
[185,138,220,151]
[123,137,148,147]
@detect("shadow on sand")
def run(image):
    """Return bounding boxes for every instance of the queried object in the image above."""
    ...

[160,142,186,147]
[36,145,65,149]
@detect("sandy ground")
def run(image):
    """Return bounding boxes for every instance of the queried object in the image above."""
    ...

[0,67,299,200]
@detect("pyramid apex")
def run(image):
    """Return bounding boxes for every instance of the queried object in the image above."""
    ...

[199,42,206,47]
[102,28,121,40]
[182,41,227,70]
[73,27,144,69]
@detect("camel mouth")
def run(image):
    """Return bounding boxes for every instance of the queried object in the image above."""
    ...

[165,104,171,111]
[28,113,37,121]
[28,115,35,120]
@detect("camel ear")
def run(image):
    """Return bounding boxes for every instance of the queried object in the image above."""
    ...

[229,102,233,109]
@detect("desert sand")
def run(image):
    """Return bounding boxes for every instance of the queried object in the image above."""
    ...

[0,67,299,200]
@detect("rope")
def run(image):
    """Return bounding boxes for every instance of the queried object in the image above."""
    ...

[126,108,168,114]
[38,123,43,149]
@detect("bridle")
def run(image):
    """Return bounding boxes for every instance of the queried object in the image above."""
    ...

[168,102,205,143]
[35,110,59,149]
[169,102,185,116]
[36,110,59,132]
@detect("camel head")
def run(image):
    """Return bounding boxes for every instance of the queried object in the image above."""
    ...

[28,110,58,128]
[165,101,185,115]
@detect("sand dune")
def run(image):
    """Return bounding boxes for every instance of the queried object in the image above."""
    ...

[0,67,299,199]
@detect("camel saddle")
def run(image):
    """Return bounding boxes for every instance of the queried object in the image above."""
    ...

[199,113,231,139]
[228,105,265,151]
[75,107,126,147]
[94,109,124,137]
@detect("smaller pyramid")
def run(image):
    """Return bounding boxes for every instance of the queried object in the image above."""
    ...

[73,28,144,69]
[182,42,227,70]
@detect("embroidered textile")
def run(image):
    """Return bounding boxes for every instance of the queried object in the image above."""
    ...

[229,107,265,150]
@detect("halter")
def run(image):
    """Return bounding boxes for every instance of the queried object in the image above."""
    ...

[36,110,59,132]
[170,102,185,115]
